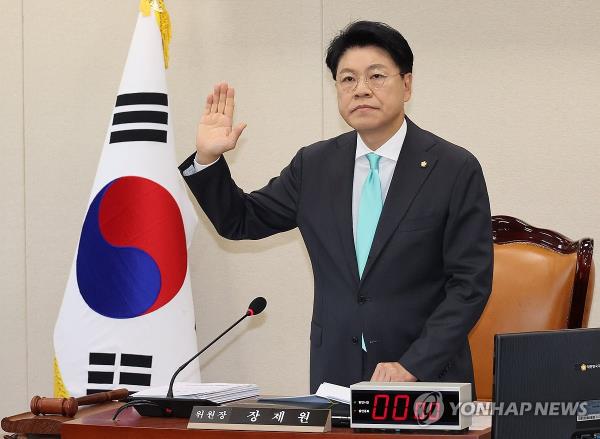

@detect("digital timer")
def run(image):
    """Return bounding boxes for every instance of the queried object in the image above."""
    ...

[350,382,472,431]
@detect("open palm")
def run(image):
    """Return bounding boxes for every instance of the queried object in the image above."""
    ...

[195,83,246,164]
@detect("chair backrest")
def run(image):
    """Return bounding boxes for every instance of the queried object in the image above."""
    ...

[468,215,595,401]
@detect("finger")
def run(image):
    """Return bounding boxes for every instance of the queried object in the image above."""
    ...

[381,364,390,381]
[228,122,247,148]
[224,87,235,119]
[217,83,228,114]
[203,93,213,115]
[380,368,390,382]
[386,363,398,381]
[210,83,220,113]
[385,364,397,381]
[371,364,382,381]
[383,367,392,382]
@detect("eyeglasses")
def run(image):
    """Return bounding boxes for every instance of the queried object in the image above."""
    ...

[336,72,404,93]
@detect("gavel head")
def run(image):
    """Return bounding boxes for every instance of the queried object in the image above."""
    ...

[30,395,79,417]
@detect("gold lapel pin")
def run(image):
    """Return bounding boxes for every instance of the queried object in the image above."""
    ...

[420,160,428,168]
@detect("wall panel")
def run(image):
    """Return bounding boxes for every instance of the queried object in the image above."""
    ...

[0,0,28,421]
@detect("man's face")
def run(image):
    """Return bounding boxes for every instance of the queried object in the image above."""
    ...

[335,45,412,134]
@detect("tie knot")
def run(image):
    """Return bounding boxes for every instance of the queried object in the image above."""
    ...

[366,153,381,171]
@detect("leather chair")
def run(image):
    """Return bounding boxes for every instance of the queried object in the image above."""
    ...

[468,215,595,401]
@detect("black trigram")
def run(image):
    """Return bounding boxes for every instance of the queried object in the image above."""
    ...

[87,352,153,395]
[109,92,168,144]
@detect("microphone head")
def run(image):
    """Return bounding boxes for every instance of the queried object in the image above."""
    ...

[247,297,267,316]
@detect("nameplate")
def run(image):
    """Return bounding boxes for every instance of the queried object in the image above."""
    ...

[188,405,331,432]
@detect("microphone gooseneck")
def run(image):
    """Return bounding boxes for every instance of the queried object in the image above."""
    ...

[166,297,267,399]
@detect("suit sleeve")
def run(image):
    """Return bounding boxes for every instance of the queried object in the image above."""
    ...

[399,155,493,381]
[178,149,303,240]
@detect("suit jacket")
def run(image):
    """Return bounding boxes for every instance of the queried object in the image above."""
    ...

[179,118,493,396]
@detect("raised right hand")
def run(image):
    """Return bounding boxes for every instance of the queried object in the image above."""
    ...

[195,82,247,164]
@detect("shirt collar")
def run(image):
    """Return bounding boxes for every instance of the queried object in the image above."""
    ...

[355,117,407,162]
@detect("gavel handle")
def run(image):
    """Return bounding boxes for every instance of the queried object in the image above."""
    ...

[30,388,130,416]
[76,388,129,406]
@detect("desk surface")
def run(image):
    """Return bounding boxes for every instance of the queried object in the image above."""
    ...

[61,406,491,439]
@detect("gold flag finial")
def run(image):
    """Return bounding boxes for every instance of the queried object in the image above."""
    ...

[139,0,172,69]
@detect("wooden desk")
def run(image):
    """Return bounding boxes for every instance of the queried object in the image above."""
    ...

[61,406,491,439]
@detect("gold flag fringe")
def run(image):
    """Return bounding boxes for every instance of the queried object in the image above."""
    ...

[53,356,70,398]
[140,0,172,69]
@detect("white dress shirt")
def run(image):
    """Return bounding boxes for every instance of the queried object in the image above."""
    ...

[184,118,407,244]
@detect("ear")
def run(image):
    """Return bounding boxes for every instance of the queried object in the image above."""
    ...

[402,73,413,102]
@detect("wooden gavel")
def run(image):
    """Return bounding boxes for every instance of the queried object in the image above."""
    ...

[30,388,129,417]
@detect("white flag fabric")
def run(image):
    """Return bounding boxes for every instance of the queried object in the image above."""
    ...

[53,4,200,397]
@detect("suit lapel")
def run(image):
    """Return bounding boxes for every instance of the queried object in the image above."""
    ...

[331,131,360,286]
[359,118,438,284]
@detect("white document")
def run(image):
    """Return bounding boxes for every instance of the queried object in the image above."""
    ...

[315,382,351,404]
[132,382,259,403]
[257,382,351,406]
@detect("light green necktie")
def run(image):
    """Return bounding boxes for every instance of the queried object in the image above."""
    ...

[355,153,383,352]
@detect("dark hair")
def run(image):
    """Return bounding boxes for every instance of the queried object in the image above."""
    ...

[325,21,413,80]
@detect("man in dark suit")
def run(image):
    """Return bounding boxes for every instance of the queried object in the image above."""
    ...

[180,21,493,396]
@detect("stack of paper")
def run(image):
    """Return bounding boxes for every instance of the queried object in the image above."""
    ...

[132,382,259,403]
[258,382,351,406]
[315,382,351,404]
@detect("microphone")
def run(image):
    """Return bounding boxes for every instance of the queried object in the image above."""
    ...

[166,296,267,398]
[119,297,267,419]
[246,296,267,316]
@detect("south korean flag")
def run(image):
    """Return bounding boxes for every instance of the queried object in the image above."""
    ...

[53,1,201,397]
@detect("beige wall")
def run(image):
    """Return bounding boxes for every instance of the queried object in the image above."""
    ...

[1,0,599,418]
[0,0,27,421]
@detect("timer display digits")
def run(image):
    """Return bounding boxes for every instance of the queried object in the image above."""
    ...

[372,394,412,421]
